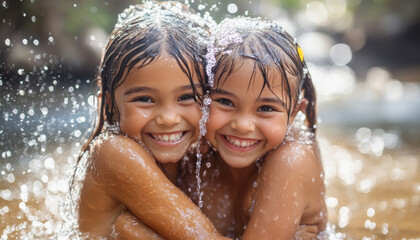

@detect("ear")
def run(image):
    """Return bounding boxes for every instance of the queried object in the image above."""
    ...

[289,97,308,123]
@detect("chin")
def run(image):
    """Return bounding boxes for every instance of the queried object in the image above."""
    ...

[153,153,184,164]
[228,161,253,169]
[219,153,254,169]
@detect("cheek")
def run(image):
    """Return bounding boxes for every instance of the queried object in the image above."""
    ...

[205,108,227,142]
[184,105,201,131]
[118,107,150,135]
[260,118,288,147]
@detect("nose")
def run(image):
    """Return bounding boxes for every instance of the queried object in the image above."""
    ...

[156,107,181,126]
[231,115,255,133]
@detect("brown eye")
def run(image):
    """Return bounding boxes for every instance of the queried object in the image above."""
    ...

[216,98,233,107]
[133,96,153,103]
[258,105,276,112]
[178,94,194,102]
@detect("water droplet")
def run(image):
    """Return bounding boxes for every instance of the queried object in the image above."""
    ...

[38,134,47,142]
[33,39,39,46]
[382,223,389,235]
[227,3,238,14]
[74,130,81,138]
[198,4,205,10]
[366,208,375,217]
[31,16,36,23]
[6,173,15,183]
[4,38,11,46]
[44,157,55,170]
[41,107,48,116]
[0,189,12,200]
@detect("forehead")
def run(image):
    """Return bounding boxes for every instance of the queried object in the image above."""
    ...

[216,58,288,92]
[121,51,196,87]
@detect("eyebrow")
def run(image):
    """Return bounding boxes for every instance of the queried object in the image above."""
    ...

[177,83,202,92]
[124,84,202,96]
[124,86,156,96]
[212,89,236,98]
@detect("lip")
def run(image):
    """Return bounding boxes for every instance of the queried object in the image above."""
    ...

[146,131,188,147]
[219,134,261,152]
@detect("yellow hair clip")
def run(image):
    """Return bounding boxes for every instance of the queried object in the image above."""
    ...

[297,45,304,62]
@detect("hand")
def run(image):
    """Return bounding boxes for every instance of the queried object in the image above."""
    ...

[295,224,318,240]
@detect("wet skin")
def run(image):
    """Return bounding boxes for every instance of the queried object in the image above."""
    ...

[112,51,201,164]
[184,59,328,239]
[206,59,292,169]
[109,59,326,239]
[78,53,229,239]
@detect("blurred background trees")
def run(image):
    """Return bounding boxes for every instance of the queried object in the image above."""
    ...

[1,0,419,82]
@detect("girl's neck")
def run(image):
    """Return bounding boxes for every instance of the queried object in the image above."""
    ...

[216,153,258,185]
[159,162,179,184]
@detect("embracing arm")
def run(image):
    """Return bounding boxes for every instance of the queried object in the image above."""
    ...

[94,135,229,240]
[112,210,163,240]
[242,141,327,240]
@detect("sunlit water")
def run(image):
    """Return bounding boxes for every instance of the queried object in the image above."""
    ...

[1,73,419,239]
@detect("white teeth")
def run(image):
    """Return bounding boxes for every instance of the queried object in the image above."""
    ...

[225,136,258,148]
[151,132,183,142]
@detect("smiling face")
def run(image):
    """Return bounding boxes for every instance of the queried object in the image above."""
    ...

[112,52,201,163]
[206,59,299,168]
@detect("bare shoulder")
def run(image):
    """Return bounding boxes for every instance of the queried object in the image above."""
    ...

[91,134,151,164]
[264,140,321,174]
[92,134,149,158]
[262,140,325,209]
[89,134,155,182]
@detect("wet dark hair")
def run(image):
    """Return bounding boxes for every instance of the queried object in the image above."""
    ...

[210,17,317,133]
[73,2,210,184]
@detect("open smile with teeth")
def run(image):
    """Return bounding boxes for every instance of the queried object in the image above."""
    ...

[150,132,184,142]
[224,135,260,148]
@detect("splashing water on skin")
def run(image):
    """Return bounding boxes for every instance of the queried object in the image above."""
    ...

[113,2,216,210]
[60,124,125,239]
[194,94,212,208]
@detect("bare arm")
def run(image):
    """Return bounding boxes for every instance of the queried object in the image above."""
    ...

[94,135,229,240]
[242,141,327,240]
[112,210,163,240]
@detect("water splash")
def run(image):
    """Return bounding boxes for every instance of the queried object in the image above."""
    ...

[316,223,346,240]
[194,94,212,208]
[285,111,315,145]
[114,1,213,50]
